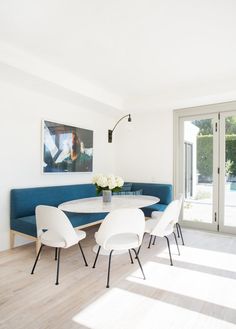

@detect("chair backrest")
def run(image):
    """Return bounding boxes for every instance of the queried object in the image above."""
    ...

[173,193,183,224]
[36,205,78,247]
[95,208,145,249]
[151,199,181,237]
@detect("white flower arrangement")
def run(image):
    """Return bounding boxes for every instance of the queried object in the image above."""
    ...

[92,174,124,195]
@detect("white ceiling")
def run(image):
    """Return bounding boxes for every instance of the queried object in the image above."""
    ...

[1,0,236,112]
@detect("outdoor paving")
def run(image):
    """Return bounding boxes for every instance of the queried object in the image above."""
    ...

[184,183,236,227]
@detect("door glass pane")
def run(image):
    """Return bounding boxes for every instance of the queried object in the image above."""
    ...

[183,119,213,224]
[224,116,236,227]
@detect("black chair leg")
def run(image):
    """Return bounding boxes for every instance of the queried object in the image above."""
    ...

[31,244,43,274]
[128,249,134,264]
[55,248,61,285]
[164,236,173,266]
[55,248,58,261]
[176,223,185,245]
[132,249,146,280]
[152,236,157,245]
[176,223,180,238]
[92,246,101,268]
[106,250,113,288]
[173,232,180,256]
[136,244,142,258]
[148,235,153,248]
[78,242,88,266]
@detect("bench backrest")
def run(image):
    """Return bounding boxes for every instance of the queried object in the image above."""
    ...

[130,182,172,205]
[10,184,96,219]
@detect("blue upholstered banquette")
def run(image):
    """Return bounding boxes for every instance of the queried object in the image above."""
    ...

[130,183,173,217]
[10,184,107,238]
[10,182,172,249]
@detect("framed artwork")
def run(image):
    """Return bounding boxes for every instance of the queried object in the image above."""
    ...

[43,120,93,173]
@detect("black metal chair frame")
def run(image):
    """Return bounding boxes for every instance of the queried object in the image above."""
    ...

[147,232,180,266]
[31,241,88,285]
[176,222,185,245]
[92,247,146,288]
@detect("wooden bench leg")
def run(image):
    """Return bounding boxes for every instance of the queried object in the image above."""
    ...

[10,230,15,249]
[36,238,41,255]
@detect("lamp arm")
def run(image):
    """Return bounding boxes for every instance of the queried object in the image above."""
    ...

[111,114,130,133]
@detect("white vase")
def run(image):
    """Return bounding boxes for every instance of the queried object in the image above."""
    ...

[102,190,112,202]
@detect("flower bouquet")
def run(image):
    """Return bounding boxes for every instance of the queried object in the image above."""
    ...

[92,174,124,196]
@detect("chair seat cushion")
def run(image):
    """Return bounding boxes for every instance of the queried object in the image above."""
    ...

[151,211,163,219]
[102,233,140,251]
[145,218,173,237]
[145,219,158,233]
[40,229,86,248]
[141,203,167,217]
[41,231,67,248]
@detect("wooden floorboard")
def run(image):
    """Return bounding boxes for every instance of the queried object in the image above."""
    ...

[1,226,236,329]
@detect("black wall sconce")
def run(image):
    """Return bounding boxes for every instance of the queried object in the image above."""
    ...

[108,114,132,143]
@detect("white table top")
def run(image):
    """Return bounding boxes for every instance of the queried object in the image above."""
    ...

[58,195,160,213]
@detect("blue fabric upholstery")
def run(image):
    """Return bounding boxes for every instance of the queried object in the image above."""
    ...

[121,182,133,192]
[10,184,96,219]
[10,182,172,238]
[10,184,102,237]
[141,203,167,217]
[129,182,173,217]
[113,189,142,195]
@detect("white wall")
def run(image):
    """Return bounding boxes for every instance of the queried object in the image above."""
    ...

[114,110,173,184]
[0,80,117,251]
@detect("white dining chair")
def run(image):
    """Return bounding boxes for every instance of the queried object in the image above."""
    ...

[92,208,146,288]
[151,194,185,245]
[145,199,181,266]
[174,194,184,245]
[31,205,88,285]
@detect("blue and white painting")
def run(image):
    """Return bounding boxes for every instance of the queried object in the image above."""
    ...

[43,120,93,172]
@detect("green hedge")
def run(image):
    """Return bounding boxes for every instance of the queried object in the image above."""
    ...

[197,135,236,177]
[197,135,213,178]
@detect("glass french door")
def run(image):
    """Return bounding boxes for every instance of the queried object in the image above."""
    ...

[219,112,236,234]
[179,113,219,231]
[178,111,236,233]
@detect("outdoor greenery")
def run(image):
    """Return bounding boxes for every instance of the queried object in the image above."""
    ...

[194,116,236,135]
[197,135,213,179]
[197,135,236,178]
[193,118,236,179]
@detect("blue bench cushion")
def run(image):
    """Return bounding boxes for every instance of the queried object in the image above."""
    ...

[11,216,38,237]
[127,182,172,217]
[11,212,107,237]
[141,203,167,217]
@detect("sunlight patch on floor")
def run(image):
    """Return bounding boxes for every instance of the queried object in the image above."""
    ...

[127,261,236,310]
[156,245,236,272]
[72,288,235,329]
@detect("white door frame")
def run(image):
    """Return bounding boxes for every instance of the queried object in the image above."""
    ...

[173,101,236,233]
[178,113,219,231]
[219,111,236,234]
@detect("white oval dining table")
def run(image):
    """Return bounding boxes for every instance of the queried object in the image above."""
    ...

[58,195,160,213]
[58,195,160,255]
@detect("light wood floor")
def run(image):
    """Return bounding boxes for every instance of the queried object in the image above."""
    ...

[1,226,236,329]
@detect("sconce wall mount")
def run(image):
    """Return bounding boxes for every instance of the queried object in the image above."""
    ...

[108,114,131,143]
